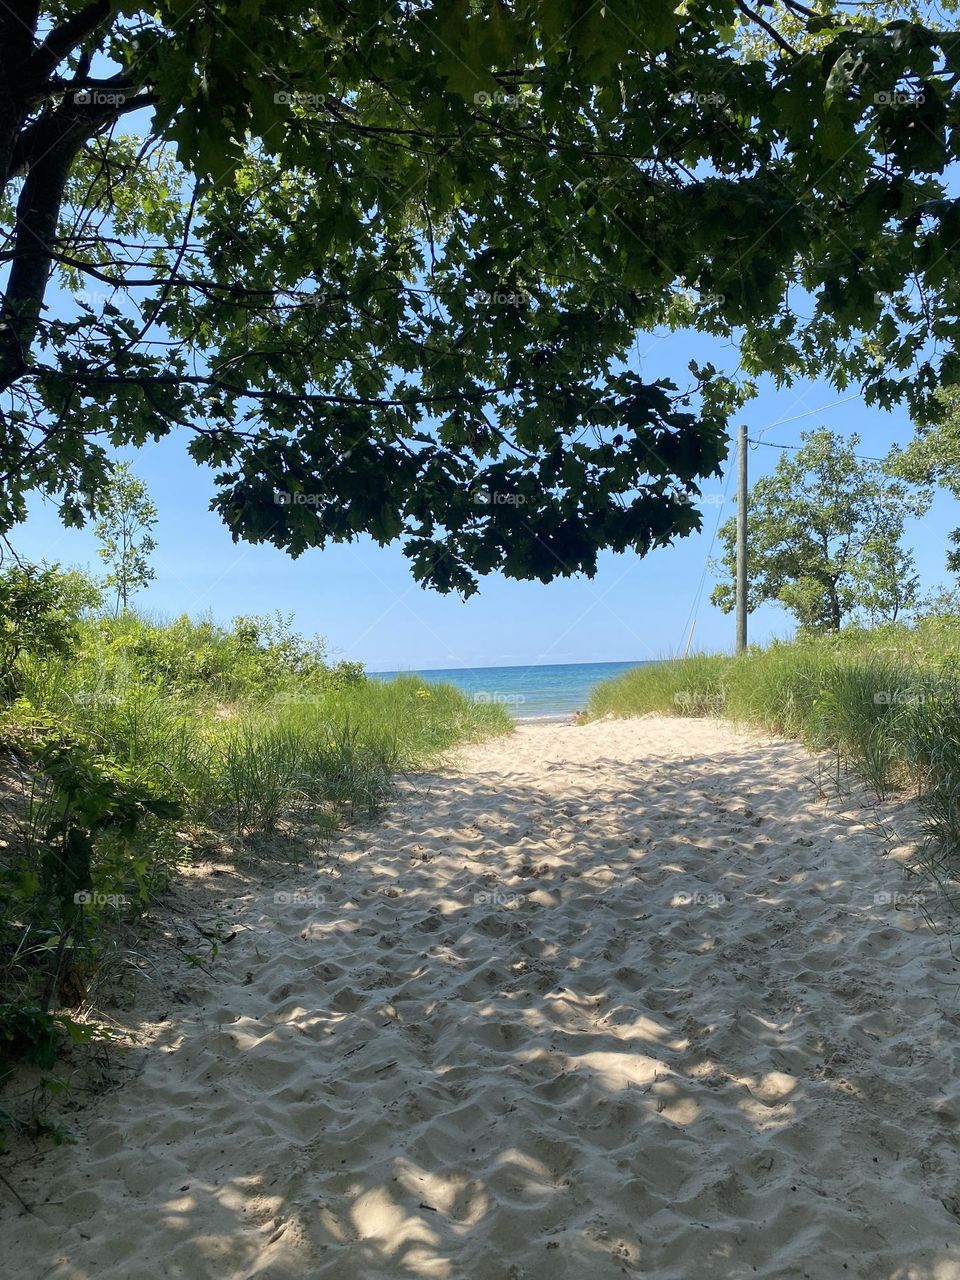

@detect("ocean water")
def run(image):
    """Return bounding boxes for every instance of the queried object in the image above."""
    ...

[375,660,650,720]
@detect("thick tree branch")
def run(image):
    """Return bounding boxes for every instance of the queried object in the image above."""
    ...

[0,104,102,391]
[0,3,40,188]
[28,0,112,85]
[7,88,156,181]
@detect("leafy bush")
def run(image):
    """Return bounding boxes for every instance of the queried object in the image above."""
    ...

[0,1003,100,1074]
[0,715,183,1012]
[0,565,102,697]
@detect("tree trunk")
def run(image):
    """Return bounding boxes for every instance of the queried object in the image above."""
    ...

[0,2,128,395]
[0,112,89,392]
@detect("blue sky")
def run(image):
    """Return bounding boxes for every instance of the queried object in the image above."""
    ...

[11,322,955,672]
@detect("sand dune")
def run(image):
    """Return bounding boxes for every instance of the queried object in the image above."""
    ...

[3,716,960,1278]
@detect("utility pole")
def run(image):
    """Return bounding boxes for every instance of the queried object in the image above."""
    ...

[735,424,748,655]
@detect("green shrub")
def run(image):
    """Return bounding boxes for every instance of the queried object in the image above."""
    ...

[0,565,102,698]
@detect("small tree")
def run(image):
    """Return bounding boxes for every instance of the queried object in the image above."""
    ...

[711,429,930,632]
[0,563,102,697]
[94,465,158,614]
[894,387,960,577]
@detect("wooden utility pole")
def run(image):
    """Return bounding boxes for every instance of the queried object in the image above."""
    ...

[735,424,748,655]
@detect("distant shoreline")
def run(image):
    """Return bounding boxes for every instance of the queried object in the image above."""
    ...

[371,659,646,676]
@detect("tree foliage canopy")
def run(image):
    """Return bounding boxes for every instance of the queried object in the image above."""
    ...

[712,428,930,630]
[2,1,960,591]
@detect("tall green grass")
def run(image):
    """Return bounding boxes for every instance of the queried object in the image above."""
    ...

[12,656,511,839]
[589,621,960,861]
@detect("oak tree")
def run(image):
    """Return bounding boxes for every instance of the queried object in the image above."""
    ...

[711,429,930,629]
[1,2,959,592]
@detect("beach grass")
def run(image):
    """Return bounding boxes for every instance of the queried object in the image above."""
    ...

[11,636,512,838]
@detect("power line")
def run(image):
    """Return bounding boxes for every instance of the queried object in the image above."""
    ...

[749,437,888,463]
[677,422,889,657]
[752,393,860,441]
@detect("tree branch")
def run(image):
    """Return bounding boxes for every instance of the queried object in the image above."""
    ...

[38,370,512,410]
[734,0,801,56]
[28,0,112,84]
[0,102,108,391]
[6,89,156,182]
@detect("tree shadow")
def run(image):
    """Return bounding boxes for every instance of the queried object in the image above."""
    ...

[2,731,959,1278]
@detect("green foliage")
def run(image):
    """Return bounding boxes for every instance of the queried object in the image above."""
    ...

[732,0,960,61]
[0,1003,100,1074]
[30,731,183,919]
[93,464,158,613]
[0,591,511,1100]
[0,713,182,1127]
[893,387,960,578]
[14,646,511,837]
[231,612,328,686]
[0,711,183,979]
[0,1003,61,1072]
[5,5,960,591]
[15,609,337,706]
[0,564,102,698]
[711,429,930,631]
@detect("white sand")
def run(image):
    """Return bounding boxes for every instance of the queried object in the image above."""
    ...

[3,716,960,1279]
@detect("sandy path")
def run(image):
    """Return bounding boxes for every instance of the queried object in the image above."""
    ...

[3,716,960,1279]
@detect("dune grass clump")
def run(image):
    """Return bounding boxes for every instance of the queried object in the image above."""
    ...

[12,631,511,839]
[589,652,729,720]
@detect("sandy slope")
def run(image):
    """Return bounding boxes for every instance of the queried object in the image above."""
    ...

[3,716,960,1279]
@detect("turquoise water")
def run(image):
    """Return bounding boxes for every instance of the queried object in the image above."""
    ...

[375,660,650,719]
